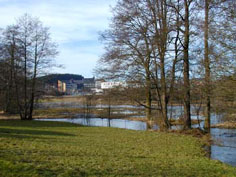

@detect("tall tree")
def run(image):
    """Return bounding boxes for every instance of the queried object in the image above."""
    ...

[97,0,182,130]
[0,14,58,120]
[182,0,192,129]
[97,0,154,125]
[196,0,236,131]
[204,0,211,132]
[0,25,20,113]
[149,0,171,129]
[148,0,182,129]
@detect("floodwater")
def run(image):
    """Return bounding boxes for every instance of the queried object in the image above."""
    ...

[36,103,236,167]
[38,118,149,131]
[37,102,143,109]
[211,128,236,166]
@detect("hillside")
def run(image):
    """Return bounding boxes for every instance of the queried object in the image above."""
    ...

[39,74,84,84]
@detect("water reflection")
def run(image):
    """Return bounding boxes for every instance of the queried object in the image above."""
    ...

[37,102,144,109]
[38,118,151,131]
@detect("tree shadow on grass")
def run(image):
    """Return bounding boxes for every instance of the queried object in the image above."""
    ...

[0,127,75,138]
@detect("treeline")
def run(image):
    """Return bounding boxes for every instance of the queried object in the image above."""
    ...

[0,14,57,120]
[97,0,236,131]
[39,74,84,84]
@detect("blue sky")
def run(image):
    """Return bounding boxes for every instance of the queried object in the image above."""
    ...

[0,0,117,77]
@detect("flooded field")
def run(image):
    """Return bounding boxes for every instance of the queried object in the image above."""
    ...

[36,102,236,166]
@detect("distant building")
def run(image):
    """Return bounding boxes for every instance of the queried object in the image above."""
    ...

[58,80,66,93]
[56,78,96,95]
[95,79,104,89]
[64,80,78,95]
[83,77,95,90]
[101,81,126,90]
[94,79,105,94]
[55,77,128,95]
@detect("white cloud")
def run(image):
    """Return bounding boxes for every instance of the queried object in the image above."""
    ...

[0,0,117,77]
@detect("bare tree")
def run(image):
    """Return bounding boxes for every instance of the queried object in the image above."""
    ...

[149,0,183,129]
[0,25,20,113]
[97,0,183,130]
[97,0,235,131]
[203,0,211,132]
[97,0,154,125]
[193,0,236,131]
[181,0,192,129]
[0,14,58,120]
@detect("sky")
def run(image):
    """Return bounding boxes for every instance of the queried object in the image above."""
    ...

[0,0,117,77]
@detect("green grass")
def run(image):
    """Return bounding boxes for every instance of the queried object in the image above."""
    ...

[0,120,235,177]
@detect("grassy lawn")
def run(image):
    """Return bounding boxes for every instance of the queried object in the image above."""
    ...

[0,120,235,177]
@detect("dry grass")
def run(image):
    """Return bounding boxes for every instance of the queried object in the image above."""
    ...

[211,121,236,129]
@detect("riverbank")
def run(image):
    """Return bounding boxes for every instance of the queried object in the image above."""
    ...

[0,107,135,120]
[39,95,135,105]
[0,120,235,176]
[211,121,236,129]
[0,109,203,127]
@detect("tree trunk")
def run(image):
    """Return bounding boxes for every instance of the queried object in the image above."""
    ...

[160,94,169,130]
[204,0,211,132]
[23,38,28,120]
[28,82,35,120]
[183,0,191,129]
[160,54,170,130]
[28,40,38,120]
[145,76,152,129]
[5,37,16,113]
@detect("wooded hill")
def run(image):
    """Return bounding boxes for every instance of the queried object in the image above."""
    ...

[39,74,84,84]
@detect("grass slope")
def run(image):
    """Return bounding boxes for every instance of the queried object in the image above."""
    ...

[0,120,235,177]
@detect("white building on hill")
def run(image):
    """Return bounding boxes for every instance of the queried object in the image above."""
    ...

[101,82,126,90]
